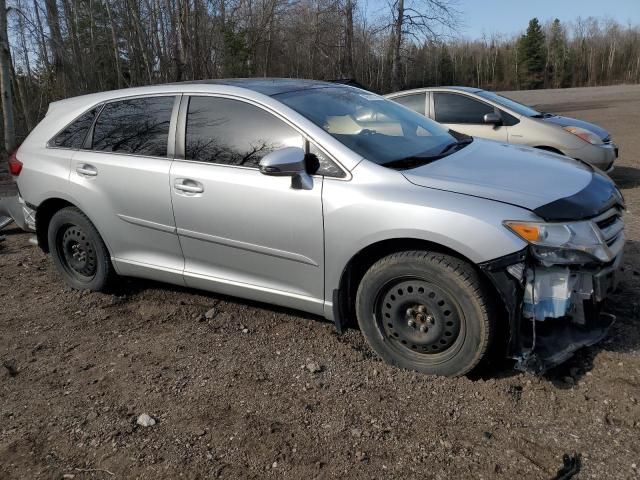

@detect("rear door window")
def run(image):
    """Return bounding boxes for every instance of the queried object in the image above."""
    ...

[185,96,303,168]
[51,108,99,149]
[433,93,494,124]
[393,93,426,115]
[91,96,175,157]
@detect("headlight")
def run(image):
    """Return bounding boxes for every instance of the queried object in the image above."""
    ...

[563,126,603,145]
[504,220,608,264]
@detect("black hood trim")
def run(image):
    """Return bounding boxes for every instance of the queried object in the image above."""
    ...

[533,172,623,221]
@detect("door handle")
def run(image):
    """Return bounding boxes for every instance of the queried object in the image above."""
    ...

[76,164,98,177]
[174,179,204,194]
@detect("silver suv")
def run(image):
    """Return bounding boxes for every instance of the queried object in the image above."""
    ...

[386,87,618,171]
[13,80,625,376]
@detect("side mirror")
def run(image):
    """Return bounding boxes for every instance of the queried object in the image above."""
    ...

[483,112,502,125]
[259,147,313,190]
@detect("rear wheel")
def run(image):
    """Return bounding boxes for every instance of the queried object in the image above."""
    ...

[355,251,495,377]
[48,207,114,291]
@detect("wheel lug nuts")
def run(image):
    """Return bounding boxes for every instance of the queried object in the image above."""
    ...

[407,320,416,328]
[406,308,414,317]
[426,315,435,324]
[417,305,427,313]
[416,314,425,322]
[419,325,428,333]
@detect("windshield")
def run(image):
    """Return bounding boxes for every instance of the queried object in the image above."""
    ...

[476,90,541,117]
[274,86,459,167]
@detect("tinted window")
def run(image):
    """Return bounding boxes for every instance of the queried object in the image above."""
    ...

[434,93,494,124]
[51,108,98,148]
[500,110,520,126]
[307,143,345,178]
[185,96,303,167]
[91,96,174,156]
[393,94,426,115]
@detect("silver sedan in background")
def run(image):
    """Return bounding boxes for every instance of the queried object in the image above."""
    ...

[386,86,618,171]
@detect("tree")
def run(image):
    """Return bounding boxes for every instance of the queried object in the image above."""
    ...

[518,17,547,89]
[547,18,568,88]
[343,0,355,78]
[389,0,458,91]
[0,0,14,153]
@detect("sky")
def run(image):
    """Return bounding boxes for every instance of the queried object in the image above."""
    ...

[363,0,640,39]
[455,0,640,39]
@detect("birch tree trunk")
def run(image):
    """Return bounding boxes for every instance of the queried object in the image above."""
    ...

[0,0,15,152]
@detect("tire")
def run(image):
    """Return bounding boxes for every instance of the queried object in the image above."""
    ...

[355,250,495,377]
[47,207,115,291]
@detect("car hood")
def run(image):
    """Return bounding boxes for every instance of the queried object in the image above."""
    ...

[540,114,610,141]
[402,139,620,219]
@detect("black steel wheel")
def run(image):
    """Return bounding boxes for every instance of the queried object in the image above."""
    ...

[58,224,98,280]
[48,207,114,291]
[356,251,495,377]
[377,278,463,357]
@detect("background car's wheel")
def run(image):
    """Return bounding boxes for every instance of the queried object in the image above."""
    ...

[47,207,114,291]
[355,250,495,377]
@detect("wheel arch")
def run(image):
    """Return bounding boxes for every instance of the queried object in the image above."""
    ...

[334,237,508,336]
[534,145,565,156]
[35,197,76,253]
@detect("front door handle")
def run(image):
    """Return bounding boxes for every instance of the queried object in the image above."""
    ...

[174,179,204,194]
[76,164,98,177]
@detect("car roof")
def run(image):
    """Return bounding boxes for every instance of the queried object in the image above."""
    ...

[171,78,339,96]
[387,86,483,96]
[46,78,352,117]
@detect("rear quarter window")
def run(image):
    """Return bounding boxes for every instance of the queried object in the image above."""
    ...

[50,108,99,149]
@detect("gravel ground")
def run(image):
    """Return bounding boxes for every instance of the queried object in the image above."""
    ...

[1,85,639,480]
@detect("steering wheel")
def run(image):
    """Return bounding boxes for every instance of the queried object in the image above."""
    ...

[358,129,376,136]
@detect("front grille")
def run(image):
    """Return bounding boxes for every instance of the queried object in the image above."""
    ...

[593,207,624,257]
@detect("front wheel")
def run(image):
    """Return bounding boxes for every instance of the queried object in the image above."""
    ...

[48,207,115,291]
[355,251,495,377]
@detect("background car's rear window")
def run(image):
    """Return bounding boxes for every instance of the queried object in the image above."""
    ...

[393,93,426,115]
[91,96,175,157]
[51,108,99,149]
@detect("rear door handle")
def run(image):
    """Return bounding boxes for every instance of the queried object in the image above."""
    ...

[174,179,204,194]
[76,164,98,177]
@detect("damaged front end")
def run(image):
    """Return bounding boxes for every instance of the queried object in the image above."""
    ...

[481,205,625,374]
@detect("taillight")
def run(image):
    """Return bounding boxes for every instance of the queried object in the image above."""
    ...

[7,150,22,176]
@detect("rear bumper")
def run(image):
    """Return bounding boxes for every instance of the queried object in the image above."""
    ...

[480,247,623,373]
[0,195,35,232]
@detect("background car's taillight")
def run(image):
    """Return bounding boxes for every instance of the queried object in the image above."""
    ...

[7,150,22,176]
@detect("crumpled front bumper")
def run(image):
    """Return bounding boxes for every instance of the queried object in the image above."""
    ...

[480,247,622,374]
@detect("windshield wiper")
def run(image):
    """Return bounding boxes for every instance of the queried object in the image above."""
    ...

[437,137,473,156]
[383,138,473,170]
[381,156,437,170]
[531,111,554,118]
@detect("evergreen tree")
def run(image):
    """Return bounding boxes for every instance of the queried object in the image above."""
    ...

[547,19,569,88]
[518,18,547,89]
